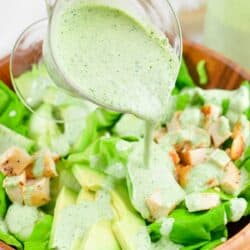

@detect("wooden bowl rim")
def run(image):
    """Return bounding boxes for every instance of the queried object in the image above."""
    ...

[184,40,250,81]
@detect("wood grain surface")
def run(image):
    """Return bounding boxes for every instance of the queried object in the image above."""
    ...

[183,40,250,88]
[0,40,249,250]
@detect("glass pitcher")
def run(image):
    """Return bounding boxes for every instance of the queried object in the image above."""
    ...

[11,0,182,122]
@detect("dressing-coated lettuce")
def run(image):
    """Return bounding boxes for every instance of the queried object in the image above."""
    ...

[148,204,227,249]
[68,136,132,179]
[72,108,121,153]
[24,214,53,250]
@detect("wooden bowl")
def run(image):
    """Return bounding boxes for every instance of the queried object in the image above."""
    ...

[0,40,249,249]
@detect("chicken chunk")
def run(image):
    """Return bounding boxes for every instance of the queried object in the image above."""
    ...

[26,150,58,178]
[0,147,32,176]
[167,112,181,132]
[210,149,231,169]
[185,192,221,212]
[146,190,175,219]
[230,133,244,160]
[220,162,241,194]
[180,148,211,166]
[169,150,180,165]
[3,172,26,204]
[175,164,193,187]
[208,116,231,147]
[23,178,50,207]
[202,104,221,129]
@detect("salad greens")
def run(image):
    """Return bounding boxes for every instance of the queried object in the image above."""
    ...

[0,80,30,136]
[0,60,249,249]
[196,60,208,85]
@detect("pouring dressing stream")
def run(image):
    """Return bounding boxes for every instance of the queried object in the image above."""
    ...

[43,0,181,167]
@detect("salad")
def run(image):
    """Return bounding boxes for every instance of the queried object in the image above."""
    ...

[0,60,249,250]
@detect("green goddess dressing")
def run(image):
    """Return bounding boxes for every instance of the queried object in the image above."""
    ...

[49,1,179,165]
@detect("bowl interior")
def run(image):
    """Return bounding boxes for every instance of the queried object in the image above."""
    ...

[0,41,250,249]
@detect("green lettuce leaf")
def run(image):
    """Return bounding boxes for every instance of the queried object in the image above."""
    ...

[112,114,145,141]
[221,99,230,115]
[235,146,250,168]
[68,136,132,179]
[72,108,121,153]
[28,104,70,156]
[0,230,22,249]
[148,204,228,248]
[24,241,48,250]
[173,59,195,94]
[169,205,226,245]
[0,83,11,115]
[0,80,30,136]
[0,173,7,218]
[196,60,208,85]
[14,63,54,108]
[24,215,53,250]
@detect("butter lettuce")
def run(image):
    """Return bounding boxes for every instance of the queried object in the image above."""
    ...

[14,63,54,108]
[196,60,208,85]
[28,104,70,156]
[72,108,121,153]
[148,204,228,249]
[0,80,30,136]
[169,205,226,245]
[0,173,7,218]
[24,214,53,250]
[68,136,132,179]
[112,114,145,141]
[0,229,22,249]
[173,59,195,94]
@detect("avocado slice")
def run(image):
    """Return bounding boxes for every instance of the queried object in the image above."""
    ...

[77,189,95,203]
[51,190,114,250]
[111,183,151,250]
[80,220,121,250]
[50,187,77,248]
[76,188,120,249]
[72,164,107,191]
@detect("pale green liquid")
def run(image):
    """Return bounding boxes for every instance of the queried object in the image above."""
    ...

[50,2,179,165]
